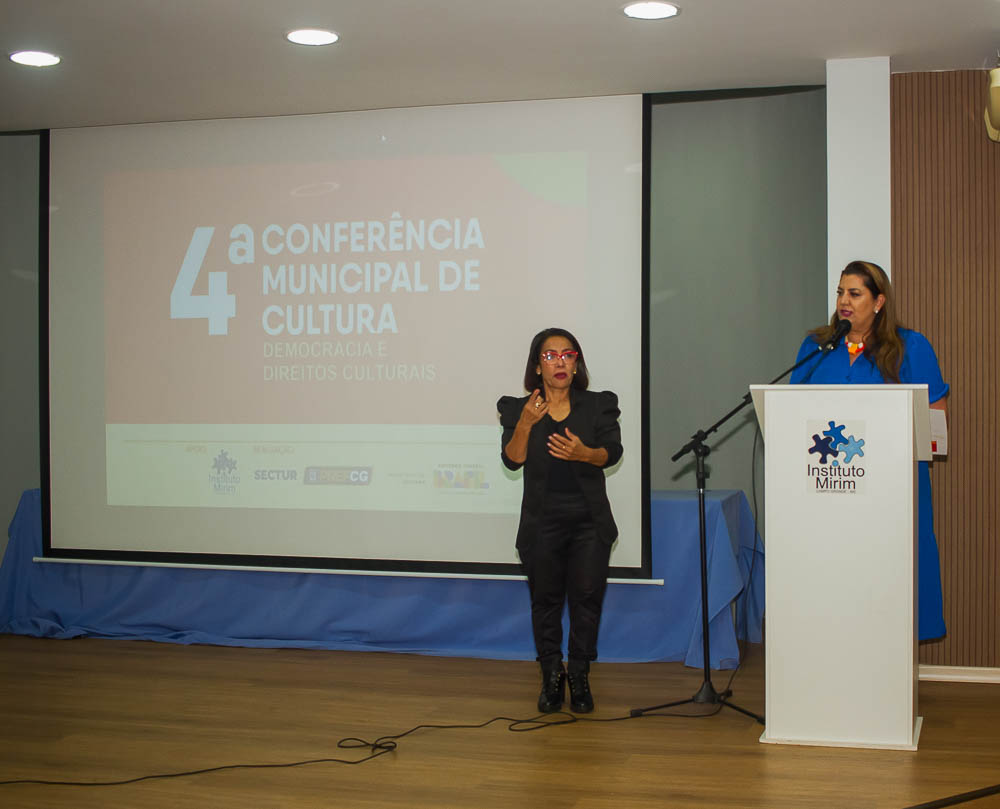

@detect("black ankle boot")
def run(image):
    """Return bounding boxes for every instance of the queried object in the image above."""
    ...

[567,662,594,713]
[537,662,566,713]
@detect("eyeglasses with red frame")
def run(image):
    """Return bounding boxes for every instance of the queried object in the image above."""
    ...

[540,350,579,363]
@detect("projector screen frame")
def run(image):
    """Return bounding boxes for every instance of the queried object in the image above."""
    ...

[38,96,654,579]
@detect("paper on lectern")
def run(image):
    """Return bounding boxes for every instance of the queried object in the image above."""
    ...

[930,409,948,456]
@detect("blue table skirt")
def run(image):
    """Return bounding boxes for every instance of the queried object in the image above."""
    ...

[1,489,763,668]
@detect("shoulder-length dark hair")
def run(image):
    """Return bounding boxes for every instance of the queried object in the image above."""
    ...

[810,260,906,382]
[522,327,590,393]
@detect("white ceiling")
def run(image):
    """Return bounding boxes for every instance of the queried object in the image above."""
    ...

[2,0,999,131]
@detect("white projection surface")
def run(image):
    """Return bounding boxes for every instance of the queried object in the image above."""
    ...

[47,95,645,571]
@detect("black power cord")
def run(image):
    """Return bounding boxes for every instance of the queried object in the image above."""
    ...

[0,706,726,789]
[901,783,1000,809]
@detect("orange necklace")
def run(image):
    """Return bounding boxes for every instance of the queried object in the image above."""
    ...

[845,336,865,356]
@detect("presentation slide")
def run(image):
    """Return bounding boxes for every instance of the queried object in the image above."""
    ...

[47,95,645,571]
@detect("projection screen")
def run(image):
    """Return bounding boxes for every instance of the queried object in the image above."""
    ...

[45,94,647,575]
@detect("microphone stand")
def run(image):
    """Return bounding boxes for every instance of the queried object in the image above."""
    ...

[630,339,840,722]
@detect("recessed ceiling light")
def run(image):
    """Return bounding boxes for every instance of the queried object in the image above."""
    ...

[286,29,339,46]
[10,50,61,67]
[623,2,680,20]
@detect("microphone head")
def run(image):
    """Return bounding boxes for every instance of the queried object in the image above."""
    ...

[822,318,853,351]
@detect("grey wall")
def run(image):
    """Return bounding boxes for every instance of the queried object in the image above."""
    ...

[649,89,828,501]
[0,133,41,560]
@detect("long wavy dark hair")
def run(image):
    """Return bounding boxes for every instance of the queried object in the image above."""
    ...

[810,260,906,382]
[522,327,590,393]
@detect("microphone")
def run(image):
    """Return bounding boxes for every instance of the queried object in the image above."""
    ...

[799,318,853,383]
[822,318,852,352]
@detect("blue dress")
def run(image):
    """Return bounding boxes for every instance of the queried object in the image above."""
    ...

[790,328,948,641]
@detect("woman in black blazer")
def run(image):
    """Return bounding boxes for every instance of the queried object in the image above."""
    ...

[497,327,622,714]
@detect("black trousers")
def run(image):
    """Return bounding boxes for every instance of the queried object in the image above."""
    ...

[519,492,612,669]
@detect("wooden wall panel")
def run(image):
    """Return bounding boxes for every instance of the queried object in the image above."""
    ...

[891,70,1000,667]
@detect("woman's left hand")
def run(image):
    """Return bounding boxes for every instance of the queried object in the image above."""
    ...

[547,428,592,463]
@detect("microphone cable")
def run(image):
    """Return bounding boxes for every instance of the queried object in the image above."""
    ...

[0,694,733,789]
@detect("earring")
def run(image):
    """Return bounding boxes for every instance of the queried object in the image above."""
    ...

[874,308,879,313]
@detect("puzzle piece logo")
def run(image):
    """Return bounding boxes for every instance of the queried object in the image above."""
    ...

[811,421,866,466]
[822,420,848,449]
[808,434,838,464]
[838,435,865,464]
[806,419,867,493]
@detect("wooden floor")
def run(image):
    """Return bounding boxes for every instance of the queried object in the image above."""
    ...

[1,635,998,809]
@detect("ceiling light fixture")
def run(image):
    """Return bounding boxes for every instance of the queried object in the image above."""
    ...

[623,2,680,20]
[10,50,61,67]
[286,29,339,46]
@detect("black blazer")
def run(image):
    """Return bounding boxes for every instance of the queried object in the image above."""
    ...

[497,388,622,549]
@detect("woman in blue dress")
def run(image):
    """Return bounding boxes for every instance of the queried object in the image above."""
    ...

[790,260,948,641]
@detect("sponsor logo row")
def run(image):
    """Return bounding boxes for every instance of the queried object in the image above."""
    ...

[209,451,491,496]
[210,450,373,495]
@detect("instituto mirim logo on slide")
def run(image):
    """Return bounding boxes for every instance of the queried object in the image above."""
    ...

[805,420,866,494]
[209,449,240,495]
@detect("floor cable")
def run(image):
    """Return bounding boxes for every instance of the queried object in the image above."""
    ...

[0,705,727,788]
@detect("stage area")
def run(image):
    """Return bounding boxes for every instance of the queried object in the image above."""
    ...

[1,635,999,808]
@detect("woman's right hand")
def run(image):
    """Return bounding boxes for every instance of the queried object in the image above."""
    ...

[519,389,548,427]
[502,390,546,466]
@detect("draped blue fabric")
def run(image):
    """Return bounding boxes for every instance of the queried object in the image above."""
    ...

[2,489,763,668]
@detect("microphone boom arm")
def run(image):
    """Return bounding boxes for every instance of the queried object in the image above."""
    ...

[671,341,832,463]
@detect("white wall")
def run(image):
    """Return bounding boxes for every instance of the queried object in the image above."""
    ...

[826,57,892,310]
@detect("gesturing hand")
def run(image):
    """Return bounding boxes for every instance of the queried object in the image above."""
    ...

[519,389,548,427]
[547,427,591,463]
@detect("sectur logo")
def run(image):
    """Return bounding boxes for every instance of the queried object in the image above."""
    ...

[805,420,867,493]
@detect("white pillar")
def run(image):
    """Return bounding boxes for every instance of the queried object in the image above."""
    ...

[826,57,891,312]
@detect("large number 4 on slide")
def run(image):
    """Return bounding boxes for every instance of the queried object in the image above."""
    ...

[170,226,236,335]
